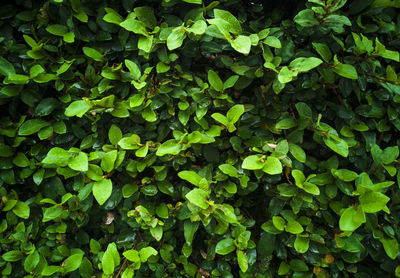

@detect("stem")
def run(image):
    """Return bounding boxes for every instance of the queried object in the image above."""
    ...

[114,259,127,278]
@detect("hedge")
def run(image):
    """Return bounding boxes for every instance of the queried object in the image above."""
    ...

[1,0,400,277]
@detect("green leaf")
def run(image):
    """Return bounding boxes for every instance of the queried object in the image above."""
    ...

[219,164,239,178]
[118,135,140,150]
[101,251,115,275]
[43,205,64,222]
[381,146,399,164]
[42,147,72,166]
[63,254,83,273]
[303,182,320,195]
[262,156,282,175]
[156,139,183,156]
[323,136,349,157]
[42,265,61,276]
[138,36,153,53]
[103,8,123,24]
[185,189,209,209]
[108,124,122,145]
[141,106,157,122]
[294,9,318,27]
[2,250,23,262]
[213,9,242,35]
[65,100,91,118]
[184,221,199,244]
[92,179,112,205]
[359,191,390,213]
[289,144,306,163]
[285,219,303,234]
[242,155,264,170]
[380,237,399,260]
[208,70,224,91]
[4,74,29,84]
[227,104,245,124]
[63,32,75,43]
[129,94,145,107]
[120,18,148,36]
[272,216,285,231]
[264,36,281,48]
[123,250,140,262]
[35,98,59,116]
[82,47,103,62]
[18,119,49,136]
[68,152,88,172]
[13,152,29,167]
[276,118,296,129]
[312,42,332,62]
[186,20,207,35]
[332,169,358,182]
[134,6,157,28]
[182,0,202,4]
[332,56,358,79]
[237,250,248,272]
[292,169,305,187]
[230,35,251,55]
[105,243,120,266]
[46,24,68,36]
[294,235,310,253]
[139,247,158,262]
[289,57,323,73]
[101,150,117,173]
[24,251,40,272]
[339,206,366,231]
[135,143,148,158]
[290,259,309,272]
[211,113,229,126]
[178,171,203,186]
[12,201,30,219]
[223,75,239,90]
[125,60,141,80]
[215,238,235,255]
[0,57,15,76]
[167,27,186,50]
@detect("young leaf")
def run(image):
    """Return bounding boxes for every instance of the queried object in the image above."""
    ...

[18,119,49,136]
[262,156,282,175]
[237,250,249,272]
[208,70,224,91]
[339,206,366,231]
[359,192,390,213]
[289,57,323,73]
[178,171,203,187]
[82,47,103,62]
[139,247,158,262]
[294,236,310,254]
[185,189,209,209]
[92,179,113,205]
[242,155,264,170]
[223,75,239,90]
[124,60,141,80]
[167,27,186,50]
[230,35,251,55]
[156,139,183,156]
[227,104,245,124]
[65,100,91,118]
[68,152,88,172]
[215,238,235,255]
[285,219,304,234]
[211,113,229,126]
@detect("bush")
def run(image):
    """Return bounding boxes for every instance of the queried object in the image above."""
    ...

[1,0,400,277]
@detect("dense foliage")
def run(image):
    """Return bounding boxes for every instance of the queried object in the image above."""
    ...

[1,0,400,277]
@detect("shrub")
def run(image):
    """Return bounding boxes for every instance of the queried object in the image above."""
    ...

[1,0,400,277]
